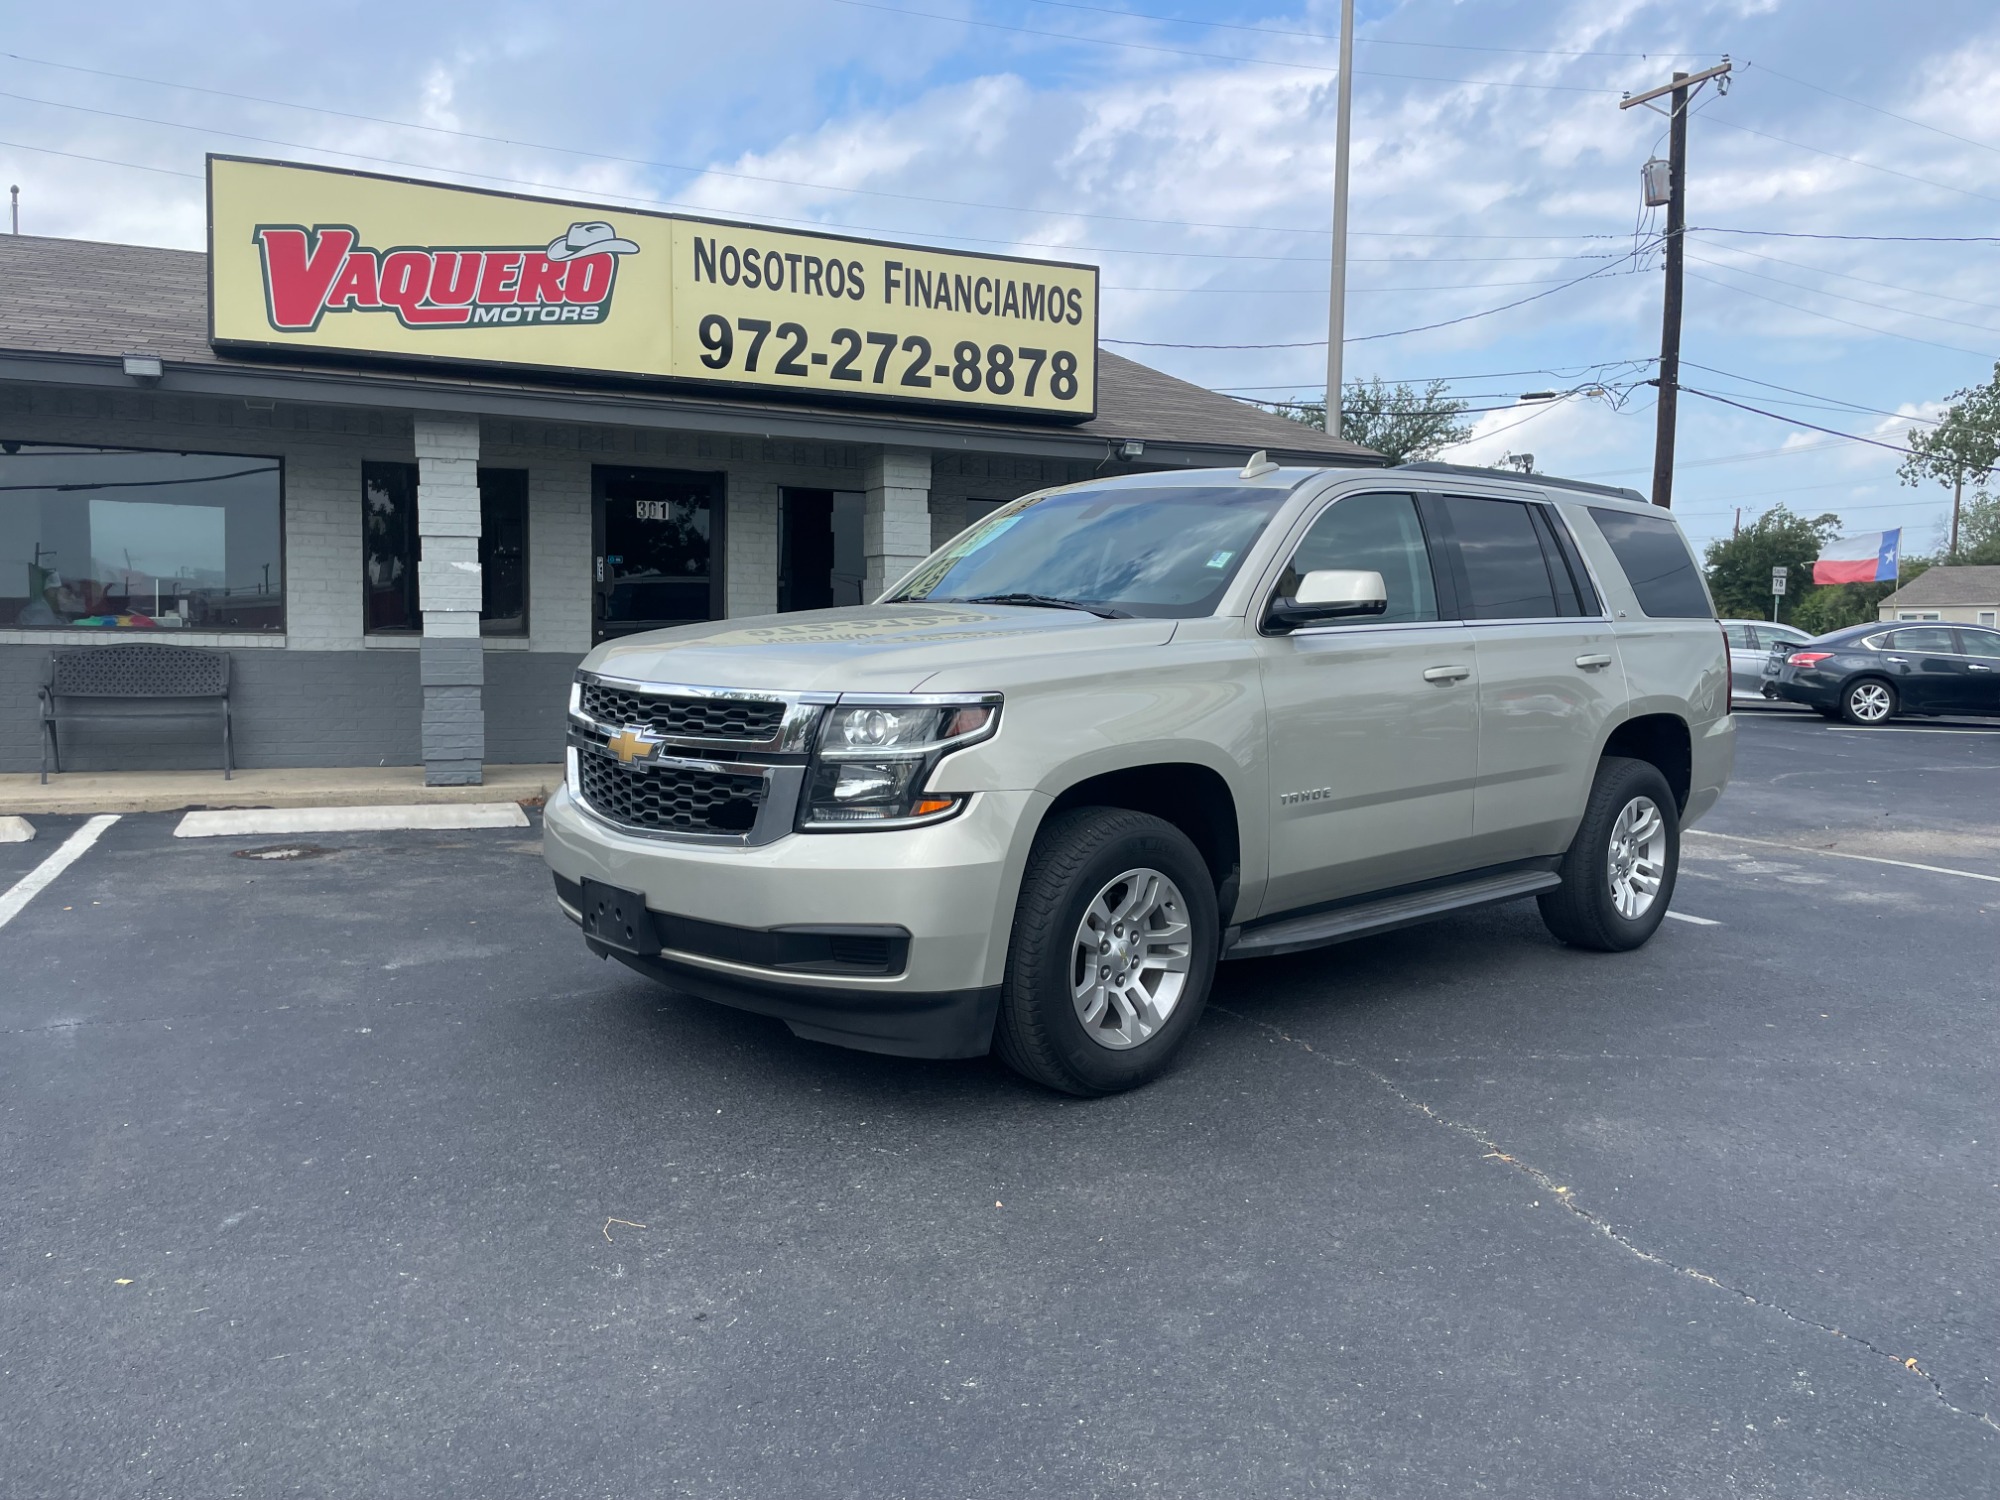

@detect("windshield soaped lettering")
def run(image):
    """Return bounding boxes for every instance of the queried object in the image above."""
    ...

[890,484,1292,619]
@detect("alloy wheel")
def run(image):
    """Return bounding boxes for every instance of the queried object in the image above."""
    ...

[1847,682,1893,722]
[1606,796,1668,920]
[1070,867,1194,1049]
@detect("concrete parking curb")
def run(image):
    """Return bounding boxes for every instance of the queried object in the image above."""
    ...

[0,764,560,817]
[173,804,532,837]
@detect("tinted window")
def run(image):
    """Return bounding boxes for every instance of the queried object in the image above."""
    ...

[893,484,1289,619]
[1764,626,1811,647]
[1,440,284,632]
[1442,495,1557,620]
[366,463,531,635]
[1281,491,1438,625]
[1723,623,1755,649]
[1888,627,1956,653]
[1958,629,2000,659]
[1588,507,1713,618]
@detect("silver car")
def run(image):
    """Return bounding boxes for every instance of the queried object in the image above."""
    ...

[1723,619,1813,701]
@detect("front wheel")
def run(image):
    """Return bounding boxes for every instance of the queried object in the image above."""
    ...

[1538,757,1680,952]
[994,807,1219,1096]
[1840,677,1897,725]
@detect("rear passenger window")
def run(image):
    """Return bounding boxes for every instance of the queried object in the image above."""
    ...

[1587,507,1713,618]
[1282,491,1438,625]
[1440,495,1558,619]
[1723,624,1755,648]
[1888,627,1955,652]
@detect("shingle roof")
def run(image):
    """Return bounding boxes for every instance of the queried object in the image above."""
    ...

[1877,564,2000,607]
[0,232,1377,463]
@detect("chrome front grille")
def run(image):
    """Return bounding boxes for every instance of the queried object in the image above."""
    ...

[575,751,767,836]
[578,682,784,743]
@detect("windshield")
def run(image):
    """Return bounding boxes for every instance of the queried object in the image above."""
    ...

[888,483,1293,618]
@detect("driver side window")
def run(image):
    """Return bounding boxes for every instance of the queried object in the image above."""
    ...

[1278,491,1439,626]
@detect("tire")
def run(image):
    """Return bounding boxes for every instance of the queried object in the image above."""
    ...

[1537,757,1680,953]
[1840,677,1896,725]
[994,807,1219,1096]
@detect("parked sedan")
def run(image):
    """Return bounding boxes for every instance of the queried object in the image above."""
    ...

[1769,622,2000,723]
[1723,619,1814,700]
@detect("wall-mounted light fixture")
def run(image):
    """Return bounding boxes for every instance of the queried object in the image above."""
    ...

[121,353,164,381]
[1118,439,1145,459]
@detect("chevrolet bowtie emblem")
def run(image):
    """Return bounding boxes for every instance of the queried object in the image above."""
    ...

[606,726,661,764]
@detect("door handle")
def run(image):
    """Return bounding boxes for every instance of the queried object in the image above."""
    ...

[1575,653,1613,670]
[1423,664,1471,683]
[1970,664,1993,672]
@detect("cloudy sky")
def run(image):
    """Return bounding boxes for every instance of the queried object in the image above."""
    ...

[3,0,1997,556]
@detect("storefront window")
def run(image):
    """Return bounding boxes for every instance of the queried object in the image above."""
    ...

[0,441,284,631]
[363,463,530,635]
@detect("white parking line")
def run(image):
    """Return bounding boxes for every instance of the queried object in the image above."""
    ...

[1689,829,2000,885]
[173,804,529,838]
[0,814,118,931]
[1664,911,1720,926]
[1826,726,2000,736]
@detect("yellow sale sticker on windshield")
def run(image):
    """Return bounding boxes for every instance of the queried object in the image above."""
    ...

[208,156,1098,419]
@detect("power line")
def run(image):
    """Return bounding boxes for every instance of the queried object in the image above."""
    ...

[1686,236,2000,316]
[0,136,198,178]
[1677,361,1943,426]
[1018,0,1706,58]
[821,0,1626,90]
[0,74,1632,244]
[1677,387,1922,457]
[1105,248,1654,348]
[1211,359,1658,393]
[1685,270,2000,360]
[1744,59,2000,158]
[1684,250,2000,337]
[1690,226,2000,243]
[1700,113,2000,207]
[1105,275,1580,294]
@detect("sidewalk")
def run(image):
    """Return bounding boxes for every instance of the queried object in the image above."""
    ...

[0,763,561,816]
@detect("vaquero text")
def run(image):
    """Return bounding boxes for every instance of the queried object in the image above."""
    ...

[253,226,620,333]
[691,237,867,300]
[883,262,1085,327]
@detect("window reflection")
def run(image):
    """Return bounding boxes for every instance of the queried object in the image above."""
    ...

[0,442,283,631]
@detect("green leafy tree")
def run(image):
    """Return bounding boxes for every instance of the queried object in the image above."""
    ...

[1289,377,1473,464]
[1701,506,1841,621]
[1950,492,2000,564]
[1898,362,2000,558]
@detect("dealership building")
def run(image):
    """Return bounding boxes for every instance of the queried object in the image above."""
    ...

[0,159,1371,783]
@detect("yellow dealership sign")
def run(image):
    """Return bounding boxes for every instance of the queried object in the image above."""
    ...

[207,156,1099,420]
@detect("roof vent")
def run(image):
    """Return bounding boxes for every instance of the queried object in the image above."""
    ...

[1240,450,1280,479]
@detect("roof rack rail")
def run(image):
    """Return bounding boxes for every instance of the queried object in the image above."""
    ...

[1392,461,1647,504]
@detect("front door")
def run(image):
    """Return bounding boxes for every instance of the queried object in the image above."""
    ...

[778,488,866,612]
[1255,489,1478,913]
[592,467,725,643]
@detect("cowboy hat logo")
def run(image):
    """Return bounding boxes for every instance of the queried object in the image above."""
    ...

[547,221,641,262]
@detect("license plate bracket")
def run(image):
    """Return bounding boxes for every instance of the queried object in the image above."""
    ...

[578,877,660,956]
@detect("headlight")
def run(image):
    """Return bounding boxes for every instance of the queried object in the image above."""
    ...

[801,697,999,830]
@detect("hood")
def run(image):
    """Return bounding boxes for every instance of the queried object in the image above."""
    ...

[584,603,1179,694]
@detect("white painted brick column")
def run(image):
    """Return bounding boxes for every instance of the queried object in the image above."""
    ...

[414,414,484,785]
[728,477,780,618]
[863,447,933,601]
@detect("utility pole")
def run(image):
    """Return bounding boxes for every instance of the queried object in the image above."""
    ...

[1324,0,1355,442]
[9,186,17,235]
[1621,58,1730,509]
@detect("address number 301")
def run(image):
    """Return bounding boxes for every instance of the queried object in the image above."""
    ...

[694,315,1082,401]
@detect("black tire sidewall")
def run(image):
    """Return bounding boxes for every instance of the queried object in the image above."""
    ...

[1010,813,1218,1094]
[1556,759,1681,951]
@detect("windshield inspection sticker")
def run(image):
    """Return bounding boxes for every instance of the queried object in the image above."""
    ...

[1205,550,1236,569]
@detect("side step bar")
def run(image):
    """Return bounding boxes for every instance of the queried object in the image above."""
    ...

[1222,869,1561,961]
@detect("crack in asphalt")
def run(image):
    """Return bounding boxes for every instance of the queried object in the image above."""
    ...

[1213,1004,2000,1440]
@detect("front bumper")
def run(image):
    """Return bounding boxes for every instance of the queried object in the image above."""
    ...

[543,781,1043,1058]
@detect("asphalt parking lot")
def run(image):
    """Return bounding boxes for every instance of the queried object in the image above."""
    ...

[2,708,1997,1499]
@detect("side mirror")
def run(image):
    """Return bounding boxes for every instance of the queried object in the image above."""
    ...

[1266,569,1388,632]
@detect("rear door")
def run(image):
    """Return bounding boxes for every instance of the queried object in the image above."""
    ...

[1956,627,2000,712]
[1723,622,1759,694]
[1428,491,1628,867]
[1254,489,1478,911]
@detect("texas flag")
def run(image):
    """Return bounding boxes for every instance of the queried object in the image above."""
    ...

[1812,529,1902,585]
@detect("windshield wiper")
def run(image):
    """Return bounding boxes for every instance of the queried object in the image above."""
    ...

[954,592,1133,619]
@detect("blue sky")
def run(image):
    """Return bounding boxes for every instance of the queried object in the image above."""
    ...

[3,0,1997,557]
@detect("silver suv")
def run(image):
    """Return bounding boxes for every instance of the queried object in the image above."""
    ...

[544,460,1734,1095]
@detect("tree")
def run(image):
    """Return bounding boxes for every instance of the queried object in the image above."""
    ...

[1701,506,1841,621]
[1289,377,1473,464]
[1898,362,2000,557]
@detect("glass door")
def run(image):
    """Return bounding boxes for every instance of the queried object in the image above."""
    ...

[591,467,725,643]
[778,488,865,612]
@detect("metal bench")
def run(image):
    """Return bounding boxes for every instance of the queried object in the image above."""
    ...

[39,644,234,783]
